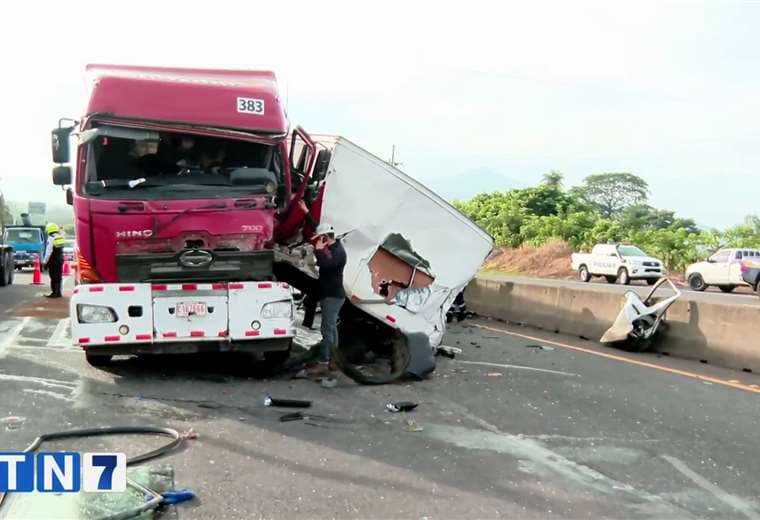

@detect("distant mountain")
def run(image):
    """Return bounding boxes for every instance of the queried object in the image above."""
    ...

[426,167,523,202]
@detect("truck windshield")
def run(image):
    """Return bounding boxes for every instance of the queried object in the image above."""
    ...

[618,245,647,257]
[83,126,282,201]
[5,229,41,243]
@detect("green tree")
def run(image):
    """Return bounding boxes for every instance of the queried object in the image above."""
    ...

[573,173,649,218]
[541,170,564,188]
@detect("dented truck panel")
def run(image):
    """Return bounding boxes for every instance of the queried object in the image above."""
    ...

[315,136,494,346]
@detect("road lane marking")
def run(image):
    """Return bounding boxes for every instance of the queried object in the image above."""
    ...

[470,322,760,395]
[0,317,30,357]
[46,318,71,348]
[457,360,579,377]
[0,374,77,390]
[661,455,760,520]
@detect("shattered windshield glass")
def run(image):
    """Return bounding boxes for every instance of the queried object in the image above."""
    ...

[83,127,282,200]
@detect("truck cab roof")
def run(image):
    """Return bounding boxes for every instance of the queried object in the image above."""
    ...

[86,64,288,135]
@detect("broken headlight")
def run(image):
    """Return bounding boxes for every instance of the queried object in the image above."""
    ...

[261,300,293,320]
[77,304,117,323]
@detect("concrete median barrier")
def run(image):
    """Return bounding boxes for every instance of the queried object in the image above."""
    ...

[467,277,760,373]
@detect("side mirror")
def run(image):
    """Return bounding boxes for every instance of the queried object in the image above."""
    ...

[65,188,73,206]
[52,166,72,186]
[52,126,75,164]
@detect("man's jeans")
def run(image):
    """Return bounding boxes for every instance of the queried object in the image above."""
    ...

[319,297,344,362]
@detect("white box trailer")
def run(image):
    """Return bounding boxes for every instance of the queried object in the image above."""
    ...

[282,136,494,382]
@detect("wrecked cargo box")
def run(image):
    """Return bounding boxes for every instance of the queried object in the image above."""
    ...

[276,136,494,384]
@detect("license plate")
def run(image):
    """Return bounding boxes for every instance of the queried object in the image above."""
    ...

[176,302,207,317]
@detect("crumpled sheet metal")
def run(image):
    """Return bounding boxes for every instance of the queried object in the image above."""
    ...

[317,136,494,345]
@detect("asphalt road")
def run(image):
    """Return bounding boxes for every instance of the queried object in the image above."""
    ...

[480,273,760,307]
[1,277,760,519]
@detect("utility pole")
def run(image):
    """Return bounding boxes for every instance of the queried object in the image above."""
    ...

[388,145,403,168]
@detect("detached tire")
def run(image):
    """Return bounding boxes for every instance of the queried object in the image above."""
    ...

[688,273,707,292]
[718,285,735,293]
[617,267,630,285]
[86,353,114,367]
[578,265,591,283]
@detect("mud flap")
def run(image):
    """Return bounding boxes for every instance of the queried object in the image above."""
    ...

[404,332,436,380]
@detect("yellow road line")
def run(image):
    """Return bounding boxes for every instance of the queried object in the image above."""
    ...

[470,323,760,395]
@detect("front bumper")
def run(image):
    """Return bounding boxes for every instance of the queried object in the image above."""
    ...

[71,281,296,351]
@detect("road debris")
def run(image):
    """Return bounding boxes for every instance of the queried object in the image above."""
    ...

[525,344,555,351]
[386,401,419,413]
[321,377,338,388]
[1,416,26,431]
[279,412,305,422]
[404,419,424,432]
[264,395,312,408]
[436,345,462,359]
[486,372,503,377]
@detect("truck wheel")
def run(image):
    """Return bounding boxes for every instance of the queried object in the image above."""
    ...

[86,353,114,367]
[604,275,617,284]
[756,283,760,299]
[688,273,706,291]
[578,265,591,283]
[646,278,657,286]
[617,268,630,285]
[718,285,735,293]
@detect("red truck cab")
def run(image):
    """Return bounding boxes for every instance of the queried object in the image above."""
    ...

[51,65,318,366]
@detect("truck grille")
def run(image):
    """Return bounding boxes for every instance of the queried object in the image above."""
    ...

[643,262,660,267]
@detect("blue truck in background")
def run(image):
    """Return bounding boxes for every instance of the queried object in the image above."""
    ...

[4,213,44,272]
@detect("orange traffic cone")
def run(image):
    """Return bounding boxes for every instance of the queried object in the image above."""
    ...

[32,257,44,285]
[62,260,71,277]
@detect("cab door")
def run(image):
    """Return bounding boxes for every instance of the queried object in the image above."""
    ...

[703,250,731,284]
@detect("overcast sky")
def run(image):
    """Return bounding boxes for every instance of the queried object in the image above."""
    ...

[1,0,758,228]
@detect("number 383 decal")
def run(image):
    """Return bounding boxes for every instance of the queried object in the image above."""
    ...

[237,97,265,115]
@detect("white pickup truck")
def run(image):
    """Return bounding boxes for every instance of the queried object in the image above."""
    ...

[685,248,760,292]
[571,244,665,285]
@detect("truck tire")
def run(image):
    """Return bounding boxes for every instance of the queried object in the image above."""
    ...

[578,265,591,283]
[604,275,617,284]
[688,273,706,291]
[86,353,114,367]
[718,285,735,293]
[756,282,760,299]
[617,267,630,285]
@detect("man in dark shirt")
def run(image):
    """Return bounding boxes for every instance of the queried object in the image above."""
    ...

[300,202,347,378]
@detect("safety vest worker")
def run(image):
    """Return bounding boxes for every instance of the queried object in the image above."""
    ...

[43,223,65,298]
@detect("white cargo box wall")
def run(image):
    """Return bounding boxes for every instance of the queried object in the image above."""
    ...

[315,136,494,347]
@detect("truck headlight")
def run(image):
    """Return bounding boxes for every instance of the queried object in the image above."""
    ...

[261,300,293,319]
[77,304,117,323]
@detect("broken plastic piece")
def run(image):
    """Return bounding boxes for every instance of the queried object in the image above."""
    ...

[264,395,312,408]
[386,401,419,413]
[321,377,338,388]
[161,489,196,505]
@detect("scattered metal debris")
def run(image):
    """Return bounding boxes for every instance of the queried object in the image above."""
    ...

[264,396,312,408]
[386,401,419,413]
